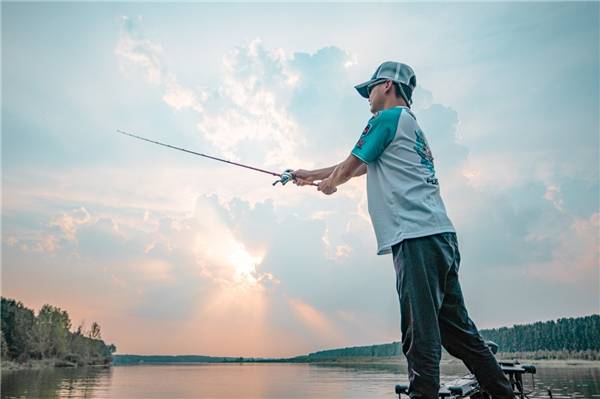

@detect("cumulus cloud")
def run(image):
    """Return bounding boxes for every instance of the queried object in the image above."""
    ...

[50,206,91,241]
[4,207,91,254]
[116,17,164,84]
[163,77,206,112]
[116,16,206,113]
[196,38,315,168]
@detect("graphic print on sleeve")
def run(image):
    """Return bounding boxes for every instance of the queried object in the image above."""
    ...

[352,108,401,164]
[355,123,371,150]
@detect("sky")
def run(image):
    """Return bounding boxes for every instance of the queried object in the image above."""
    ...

[1,2,598,357]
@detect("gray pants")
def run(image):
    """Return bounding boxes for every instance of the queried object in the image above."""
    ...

[392,233,515,399]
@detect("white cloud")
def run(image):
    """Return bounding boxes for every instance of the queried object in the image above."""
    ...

[116,16,206,114]
[197,38,303,168]
[50,206,91,241]
[543,184,565,212]
[39,234,60,252]
[162,75,206,112]
[115,17,164,84]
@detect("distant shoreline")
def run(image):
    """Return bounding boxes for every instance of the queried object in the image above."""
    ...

[4,355,599,373]
[111,355,600,368]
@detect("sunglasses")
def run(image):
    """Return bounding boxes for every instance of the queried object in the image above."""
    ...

[366,79,387,97]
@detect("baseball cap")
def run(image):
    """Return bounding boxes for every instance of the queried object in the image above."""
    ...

[355,61,417,104]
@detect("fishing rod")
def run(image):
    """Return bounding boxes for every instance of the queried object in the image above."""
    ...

[116,129,317,187]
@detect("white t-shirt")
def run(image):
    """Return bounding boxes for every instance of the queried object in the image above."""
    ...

[351,106,455,255]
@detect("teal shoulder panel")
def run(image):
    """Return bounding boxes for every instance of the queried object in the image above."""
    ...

[351,107,402,163]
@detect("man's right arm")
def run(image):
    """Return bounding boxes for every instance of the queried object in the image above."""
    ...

[294,162,366,186]
[293,165,337,185]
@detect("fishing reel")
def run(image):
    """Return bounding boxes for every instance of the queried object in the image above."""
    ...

[273,169,296,186]
[273,169,319,187]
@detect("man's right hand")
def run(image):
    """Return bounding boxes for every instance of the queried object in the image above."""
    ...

[293,169,316,186]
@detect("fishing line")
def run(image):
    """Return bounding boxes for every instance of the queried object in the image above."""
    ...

[116,129,316,187]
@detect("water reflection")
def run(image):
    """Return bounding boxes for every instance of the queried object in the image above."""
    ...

[534,366,600,398]
[2,366,111,399]
[1,363,598,398]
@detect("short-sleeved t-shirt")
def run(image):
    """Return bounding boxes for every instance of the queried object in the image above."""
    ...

[351,106,455,255]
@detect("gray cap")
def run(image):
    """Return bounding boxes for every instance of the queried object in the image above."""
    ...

[355,61,417,103]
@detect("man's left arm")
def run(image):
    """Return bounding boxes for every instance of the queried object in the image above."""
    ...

[317,154,364,195]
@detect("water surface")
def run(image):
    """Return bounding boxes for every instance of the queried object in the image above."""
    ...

[2,362,599,398]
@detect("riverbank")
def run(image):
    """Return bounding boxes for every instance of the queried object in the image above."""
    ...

[2,359,63,372]
[1,359,110,372]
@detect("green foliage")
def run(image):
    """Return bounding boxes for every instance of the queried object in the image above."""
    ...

[31,304,72,358]
[0,297,117,366]
[304,341,402,360]
[480,315,600,352]
[302,314,600,361]
[1,298,35,360]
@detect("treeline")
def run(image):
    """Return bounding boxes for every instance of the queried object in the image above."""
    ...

[293,341,401,361]
[295,314,600,361]
[480,314,600,352]
[1,297,116,367]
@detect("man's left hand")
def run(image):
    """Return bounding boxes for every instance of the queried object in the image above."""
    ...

[318,178,337,195]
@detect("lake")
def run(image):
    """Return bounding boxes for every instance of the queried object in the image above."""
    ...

[2,362,599,398]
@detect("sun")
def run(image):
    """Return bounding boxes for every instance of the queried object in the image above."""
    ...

[227,242,264,284]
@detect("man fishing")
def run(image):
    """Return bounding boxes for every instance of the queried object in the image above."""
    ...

[293,61,515,399]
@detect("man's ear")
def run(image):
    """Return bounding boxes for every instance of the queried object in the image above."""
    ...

[384,80,394,95]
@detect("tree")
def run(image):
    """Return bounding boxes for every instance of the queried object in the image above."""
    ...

[31,304,72,358]
[1,298,35,360]
[1,297,117,365]
[89,322,101,340]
